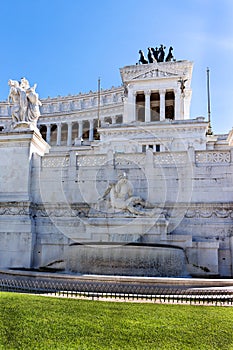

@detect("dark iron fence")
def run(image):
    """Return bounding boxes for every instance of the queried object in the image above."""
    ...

[0,276,233,306]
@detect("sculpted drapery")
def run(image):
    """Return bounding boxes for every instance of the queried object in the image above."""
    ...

[8,77,41,126]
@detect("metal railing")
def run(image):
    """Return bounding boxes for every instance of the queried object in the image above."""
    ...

[0,277,233,306]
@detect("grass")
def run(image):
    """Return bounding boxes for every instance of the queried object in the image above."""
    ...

[0,293,233,349]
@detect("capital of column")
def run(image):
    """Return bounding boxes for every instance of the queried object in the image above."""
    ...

[145,90,151,96]
[159,89,166,96]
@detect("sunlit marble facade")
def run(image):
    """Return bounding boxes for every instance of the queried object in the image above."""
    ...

[1,59,233,277]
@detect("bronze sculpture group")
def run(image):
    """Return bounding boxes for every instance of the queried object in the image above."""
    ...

[138,45,175,65]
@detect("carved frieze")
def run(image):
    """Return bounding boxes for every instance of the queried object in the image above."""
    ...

[185,208,233,219]
[31,203,89,218]
[133,69,176,80]
[0,203,30,216]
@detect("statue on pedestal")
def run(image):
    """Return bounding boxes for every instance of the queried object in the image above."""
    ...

[8,77,42,131]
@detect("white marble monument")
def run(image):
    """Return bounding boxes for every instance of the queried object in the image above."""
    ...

[0,48,233,277]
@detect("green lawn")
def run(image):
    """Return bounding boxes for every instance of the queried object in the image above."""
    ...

[0,292,233,349]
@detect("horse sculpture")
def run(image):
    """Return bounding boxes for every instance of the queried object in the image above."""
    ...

[151,47,159,61]
[147,47,157,63]
[138,45,175,65]
[138,50,148,64]
[165,46,174,62]
[158,45,166,62]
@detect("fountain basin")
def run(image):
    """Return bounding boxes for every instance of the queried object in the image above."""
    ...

[66,242,188,277]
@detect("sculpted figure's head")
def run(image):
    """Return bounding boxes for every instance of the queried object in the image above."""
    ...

[8,79,19,88]
[20,77,30,90]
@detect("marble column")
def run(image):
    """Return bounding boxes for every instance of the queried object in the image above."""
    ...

[159,89,166,121]
[89,120,94,141]
[132,91,137,122]
[174,89,181,120]
[183,89,192,119]
[145,90,151,123]
[112,116,117,124]
[56,123,61,146]
[46,124,51,143]
[78,121,83,138]
[126,88,137,123]
[67,122,72,146]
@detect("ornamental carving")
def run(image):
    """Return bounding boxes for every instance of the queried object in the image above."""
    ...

[185,208,233,219]
[133,69,175,80]
[0,204,30,216]
[42,156,70,168]
[31,204,89,218]
[154,152,187,165]
[115,154,145,167]
[77,155,106,167]
[195,151,231,163]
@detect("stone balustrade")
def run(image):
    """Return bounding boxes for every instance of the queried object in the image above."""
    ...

[38,150,232,169]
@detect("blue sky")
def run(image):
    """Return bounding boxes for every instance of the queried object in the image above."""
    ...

[0,0,232,133]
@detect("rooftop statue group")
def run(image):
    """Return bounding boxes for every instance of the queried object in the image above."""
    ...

[8,77,41,129]
[138,45,175,65]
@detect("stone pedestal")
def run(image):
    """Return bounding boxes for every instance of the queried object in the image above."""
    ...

[73,215,169,243]
[0,130,50,268]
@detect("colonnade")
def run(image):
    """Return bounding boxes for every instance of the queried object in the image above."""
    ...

[39,115,123,146]
[40,120,95,146]
[127,88,182,122]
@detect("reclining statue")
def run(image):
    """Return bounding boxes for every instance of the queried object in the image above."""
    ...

[97,172,158,216]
